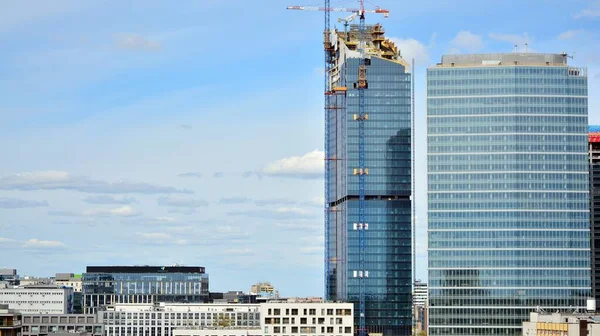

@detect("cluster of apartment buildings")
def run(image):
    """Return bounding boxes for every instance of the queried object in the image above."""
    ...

[0,266,354,336]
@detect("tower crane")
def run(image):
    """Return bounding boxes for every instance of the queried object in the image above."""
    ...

[287,2,389,336]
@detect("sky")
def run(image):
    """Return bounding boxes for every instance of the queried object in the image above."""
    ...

[0,0,599,297]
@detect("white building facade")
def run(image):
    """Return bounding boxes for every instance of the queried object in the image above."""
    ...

[99,303,261,336]
[0,287,73,314]
[173,328,261,336]
[260,302,354,336]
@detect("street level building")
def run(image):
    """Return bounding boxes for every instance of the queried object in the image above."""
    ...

[21,314,102,336]
[99,303,260,336]
[0,286,73,314]
[0,270,17,288]
[82,266,209,314]
[325,22,413,336]
[173,328,261,336]
[413,281,427,307]
[427,53,590,336]
[522,311,600,336]
[54,274,82,293]
[0,304,22,336]
[261,302,354,336]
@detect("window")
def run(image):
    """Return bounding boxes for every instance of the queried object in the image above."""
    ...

[344,327,351,334]
[291,309,298,316]
[309,309,316,316]
[300,318,307,325]
[274,309,281,315]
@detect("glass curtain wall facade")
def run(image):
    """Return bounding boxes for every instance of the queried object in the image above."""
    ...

[326,26,412,336]
[427,53,590,336]
[82,266,209,314]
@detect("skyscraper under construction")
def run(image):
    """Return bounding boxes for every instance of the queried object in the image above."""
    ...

[324,23,413,336]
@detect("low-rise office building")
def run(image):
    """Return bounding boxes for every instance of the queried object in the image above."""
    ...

[0,304,22,336]
[0,286,73,314]
[0,270,18,288]
[54,274,82,293]
[21,314,102,336]
[523,311,600,336]
[99,303,260,336]
[83,266,209,314]
[173,328,261,336]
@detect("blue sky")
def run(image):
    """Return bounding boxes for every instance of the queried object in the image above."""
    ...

[0,0,599,297]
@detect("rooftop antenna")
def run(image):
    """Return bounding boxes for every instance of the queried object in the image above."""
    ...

[513,45,517,53]
[525,43,528,53]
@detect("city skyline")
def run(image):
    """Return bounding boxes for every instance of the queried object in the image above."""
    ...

[0,0,599,298]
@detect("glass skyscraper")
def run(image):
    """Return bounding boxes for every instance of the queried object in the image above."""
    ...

[427,53,590,336]
[325,24,412,336]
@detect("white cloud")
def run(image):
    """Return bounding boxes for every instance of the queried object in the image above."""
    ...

[177,172,202,178]
[83,195,137,205]
[219,197,253,205]
[574,1,600,19]
[24,239,65,249]
[49,206,139,218]
[275,221,320,231]
[83,206,139,217]
[165,225,193,233]
[155,216,177,223]
[0,237,17,243]
[135,232,189,245]
[157,196,208,208]
[114,33,161,51]
[223,248,254,256]
[136,232,172,240]
[275,207,310,215]
[262,150,323,179]
[450,31,483,51]
[557,30,584,40]
[299,246,323,255]
[489,32,531,48]
[0,197,48,209]
[388,38,429,67]
[0,171,191,194]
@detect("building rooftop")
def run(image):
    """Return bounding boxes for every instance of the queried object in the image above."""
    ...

[85,266,205,274]
[590,125,600,143]
[434,53,571,67]
[102,303,260,312]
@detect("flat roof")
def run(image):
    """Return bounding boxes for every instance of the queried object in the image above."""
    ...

[435,53,569,67]
[85,266,205,274]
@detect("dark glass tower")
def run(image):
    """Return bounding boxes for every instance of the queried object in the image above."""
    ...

[325,24,412,336]
[427,53,590,336]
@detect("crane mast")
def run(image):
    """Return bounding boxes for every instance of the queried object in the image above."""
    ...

[287,2,389,336]
[356,2,367,335]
